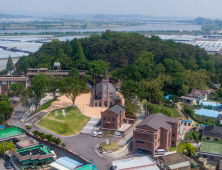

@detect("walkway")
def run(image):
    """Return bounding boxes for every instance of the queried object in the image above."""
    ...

[118,115,145,145]
[81,118,101,134]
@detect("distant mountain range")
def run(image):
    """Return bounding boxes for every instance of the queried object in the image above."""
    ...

[0,13,31,19]
[93,14,154,20]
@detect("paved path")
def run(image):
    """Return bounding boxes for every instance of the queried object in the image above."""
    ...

[81,118,101,134]
[118,115,145,145]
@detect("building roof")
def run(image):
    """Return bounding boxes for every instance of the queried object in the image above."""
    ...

[219,114,222,121]
[0,76,29,81]
[219,159,222,170]
[86,83,92,90]
[186,89,208,98]
[112,156,159,170]
[0,127,25,140]
[76,164,98,170]
[9,96,20,102]
[27,68,48,70]
[213,84,221,88]
[103,104,125,115]
[203,124,222,138]
[14,144,54,164]
[51,157,83,170]
[180,125,185,135]
[156,152,189,166]
[180,96,196,101]
[136,113,180,131]
[181,120,192,123]
[200,141,222,155]
[168,161,190,169]
[195,109,220,118]
[199,101,222,107]
[26,70,69,76]
[163,94,172,100]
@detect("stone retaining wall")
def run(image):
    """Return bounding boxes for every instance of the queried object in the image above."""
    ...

[101,140,132,158]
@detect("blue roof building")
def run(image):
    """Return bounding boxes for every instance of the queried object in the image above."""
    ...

[199,101,222,109]
[181,120,192,123]
[163,94,172,100]
[195,109,221,118]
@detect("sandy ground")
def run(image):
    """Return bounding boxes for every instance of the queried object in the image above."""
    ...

[44,92,125,118]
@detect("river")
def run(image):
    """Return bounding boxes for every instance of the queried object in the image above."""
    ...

[0,23,202,34]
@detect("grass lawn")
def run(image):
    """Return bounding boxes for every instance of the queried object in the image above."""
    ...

[36,106,90,136]
[161,105,182,118]
[101,142,119,151]
[169,141,186,153]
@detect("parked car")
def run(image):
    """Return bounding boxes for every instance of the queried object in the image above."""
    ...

[155,149,165,155]
[5,161,12,169]
[92,131,98,137]
[97,132,103,138]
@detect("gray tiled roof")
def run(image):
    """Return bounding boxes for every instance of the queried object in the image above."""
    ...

[136,113,180,131]
[186,89,207,98]
[219,114,222,121]
[106,104,125,115]
[9,96,20,102]
[203,124,222,138]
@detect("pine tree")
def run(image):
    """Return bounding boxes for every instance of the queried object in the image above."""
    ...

[64,40,72,58]
[72,38,86,68]
[6,55,15,74]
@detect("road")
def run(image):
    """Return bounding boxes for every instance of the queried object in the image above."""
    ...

[0,157,15,170]
[8,104,134,170]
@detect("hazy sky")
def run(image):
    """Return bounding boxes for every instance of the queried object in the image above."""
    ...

[0,0,221,18]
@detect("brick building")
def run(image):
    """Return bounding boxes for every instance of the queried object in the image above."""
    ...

[101,104,126,130]
[0,75,29,94]
[132,113,181,156]
[92,66,122,108]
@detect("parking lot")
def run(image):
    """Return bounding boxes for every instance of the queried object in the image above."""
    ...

[0,157,15,170]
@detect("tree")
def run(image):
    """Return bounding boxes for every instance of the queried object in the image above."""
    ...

[184,143,196,157]
[47,75,61,99]
[45,134,53,142]
[30,73,49,112]
[120,80,139,103]
[33,130,39,137]
[101,131,115,145]
[21,89,32,114]
[25,125,32,132]
[64,39,72,58]
[72,38,86,67]
[10,83,24,96]
[0,100,11,127]
[39,132,45,139]
[59,77,87,106]
[62,143,66,147]
[62,121,69,133]
[163,58,174,73]
[68,68,79,78]
[88,60,108,77]
[125,101,141,117]
[55,138,61,145]
[6,55,15,74]
[169,95,179,106]
[166,109,174,117]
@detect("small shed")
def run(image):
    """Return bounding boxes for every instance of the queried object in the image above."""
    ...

[181,120,193,126]
[180,96,196,104]
[9,96,20,107]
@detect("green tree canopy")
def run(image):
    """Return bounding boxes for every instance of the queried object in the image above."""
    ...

[59,77,87,106]
[10,83,24,96]
[72,38,86,67]
[68,68,79,78]
[6,55,15,74]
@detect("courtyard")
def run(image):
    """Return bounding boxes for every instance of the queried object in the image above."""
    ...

[36,106,90,136]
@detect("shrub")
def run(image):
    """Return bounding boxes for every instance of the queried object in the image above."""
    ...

[45,134,53,142]
[33,130,39,137]
[62,143,66,147]
[25,125,32,132]
[56,138,61,145]
[52,137,57,144]
[39,132,45,139]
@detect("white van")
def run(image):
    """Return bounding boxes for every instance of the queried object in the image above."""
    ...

[155,149,165,155]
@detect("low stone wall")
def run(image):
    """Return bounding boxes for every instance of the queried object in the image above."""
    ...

[101,140,132,158]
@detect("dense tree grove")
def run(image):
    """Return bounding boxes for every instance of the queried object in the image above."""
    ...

[14,30,222,105]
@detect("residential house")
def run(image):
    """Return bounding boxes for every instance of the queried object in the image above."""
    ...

[180,89,208,104]
[202,124,222,141]
[132,113,181,157]
[197,140,222,164]
[154,152,191,170]
[213,84,221,89]
[181,120,193,127]
[111,156,160,170]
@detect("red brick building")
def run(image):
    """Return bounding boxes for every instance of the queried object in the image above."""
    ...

[101,104,126,129]
[0,75,29,94]
[132,113,181,156]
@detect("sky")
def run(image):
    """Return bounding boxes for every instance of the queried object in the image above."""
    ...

[0,0,221,18]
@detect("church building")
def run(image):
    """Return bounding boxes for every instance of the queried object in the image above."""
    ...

[92,66,122,107]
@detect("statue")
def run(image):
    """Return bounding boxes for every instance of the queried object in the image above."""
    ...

[55,110,58,116]
[106,139,109,145]
[62,109,65,117]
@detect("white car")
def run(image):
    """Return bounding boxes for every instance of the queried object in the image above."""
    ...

[97,132,103,138]
[92,131,98,137]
